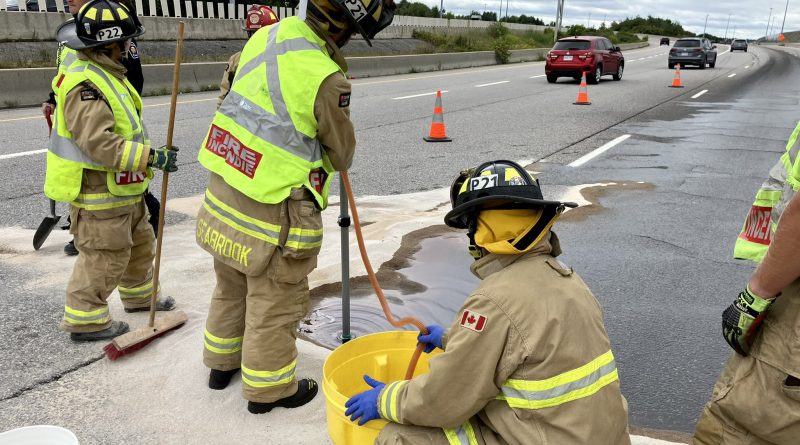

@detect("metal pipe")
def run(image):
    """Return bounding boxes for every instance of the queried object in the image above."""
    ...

[338,174,352,343]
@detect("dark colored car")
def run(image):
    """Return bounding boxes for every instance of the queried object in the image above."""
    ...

[660,37,670,46]
[6,0,65,11]
[669,38,717,69]
[545,36,625,84]
[731,39,749,52]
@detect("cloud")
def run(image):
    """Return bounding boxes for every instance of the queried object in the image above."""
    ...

[419,0,795,39]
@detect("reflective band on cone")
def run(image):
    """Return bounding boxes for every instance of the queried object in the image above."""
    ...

[573,71,591,105]
[669,64,684,88]
[423,90,452,142]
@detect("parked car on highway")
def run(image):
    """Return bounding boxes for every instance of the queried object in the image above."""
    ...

[4,0,64,11]
[545,36,625,84]
[731,39,749,52]
[669,38,717,69]
[660,37,670,45]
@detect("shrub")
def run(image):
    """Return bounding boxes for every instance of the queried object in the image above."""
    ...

[494,36,511,64]
[487,22,509,39]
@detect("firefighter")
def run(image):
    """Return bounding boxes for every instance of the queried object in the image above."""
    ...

[346,160,632,445]
[196,0,396,414]
[44,0,158,256]
[49,0,178,342]
[217,5,279,109]
[693,124,800,444]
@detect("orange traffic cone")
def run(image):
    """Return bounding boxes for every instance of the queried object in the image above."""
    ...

[423,90,452,142]
[669,64,684,88]
[573,71,591,105]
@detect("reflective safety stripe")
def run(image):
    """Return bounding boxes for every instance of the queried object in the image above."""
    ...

[63,305,110,325]
[73,192,142,210]
[85,64,141,136]
[202,190,281,244]
[443,421,479,445]
[241,361,296,388]
[49,121,107,170]
[378,380,408,423]
[497,350,619,409]
[120,140,147,172]
[285,227,323,250]
[118,281,159,300]
[203,328,243,354]
[216,27,324,163]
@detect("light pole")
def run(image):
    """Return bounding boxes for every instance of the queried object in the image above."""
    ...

[723,13,731,42]
[439,0,443,18]
[766,7,773,40]
[587,13,591,28]
[780,0,791,34]
[554,0,565,43]
[702,13,709,38]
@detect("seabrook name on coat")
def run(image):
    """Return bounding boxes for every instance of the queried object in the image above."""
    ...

[739,205,773,245]
[205,125,262,179]
[197,218,253,267]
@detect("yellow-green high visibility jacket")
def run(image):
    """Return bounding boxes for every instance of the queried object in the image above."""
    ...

[52,45,79,95]
[734,121,800,262]
[198,17,343,210]
[45,58,152,210]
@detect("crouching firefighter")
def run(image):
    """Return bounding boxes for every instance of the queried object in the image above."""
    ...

[195,0,396,414]
[346,160,632,445]
[47,0,178,342]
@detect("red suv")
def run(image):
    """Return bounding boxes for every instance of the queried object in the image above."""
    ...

[545,36,625,84]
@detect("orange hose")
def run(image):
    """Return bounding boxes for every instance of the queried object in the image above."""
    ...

[340,171,428,380]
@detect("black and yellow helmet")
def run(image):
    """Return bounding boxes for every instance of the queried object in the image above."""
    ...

[445,160,578,258]
[56,0,144,51]
[308,0,396,46]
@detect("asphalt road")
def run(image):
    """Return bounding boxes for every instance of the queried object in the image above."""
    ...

[2,39,798,435]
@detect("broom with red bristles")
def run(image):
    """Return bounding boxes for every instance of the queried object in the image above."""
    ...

[104,22,188,360]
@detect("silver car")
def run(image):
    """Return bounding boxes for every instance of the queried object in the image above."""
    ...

[669,38,717,69]
[731,39,749,52]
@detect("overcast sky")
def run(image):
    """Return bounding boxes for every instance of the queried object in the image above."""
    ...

[421,0,795,39]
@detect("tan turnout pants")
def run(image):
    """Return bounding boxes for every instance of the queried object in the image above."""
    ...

[60,200,156,333]
[203,253,314,403]
[377,419,492,445]
[693,354,800,445]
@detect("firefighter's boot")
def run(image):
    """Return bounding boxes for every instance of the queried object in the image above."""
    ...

[247,379,318,413]
[70,321,129,342]
[209,368,240,390]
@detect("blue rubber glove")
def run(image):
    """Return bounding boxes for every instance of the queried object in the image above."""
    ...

[148,145,179,172]
[344,375,385,426]
[417,324,445,353]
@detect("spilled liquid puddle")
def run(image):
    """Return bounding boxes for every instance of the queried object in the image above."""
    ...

[301,231,479,349]
[299,180,654,350]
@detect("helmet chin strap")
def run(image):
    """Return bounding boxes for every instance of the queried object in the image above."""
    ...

[466,217,484,260]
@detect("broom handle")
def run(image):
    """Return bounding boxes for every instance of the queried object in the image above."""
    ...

[149,22,185,327]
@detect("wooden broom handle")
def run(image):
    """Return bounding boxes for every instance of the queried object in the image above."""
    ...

[149,22,185,327]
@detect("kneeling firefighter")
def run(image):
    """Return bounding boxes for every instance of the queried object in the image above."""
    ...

[346,160,632,445]
[196,0,396,413]
[48,0,178,342]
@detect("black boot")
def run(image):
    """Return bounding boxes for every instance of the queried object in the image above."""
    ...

[124,295,176,313]
[70,321,129,342]
[64,240,78,256]
[247,379,319,414]
[209,368,240,390]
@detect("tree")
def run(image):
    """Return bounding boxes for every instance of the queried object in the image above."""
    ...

[482,11,497,21]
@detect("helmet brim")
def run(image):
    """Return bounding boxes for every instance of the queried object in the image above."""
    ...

[57,20,144,50]
[444,195,578,229]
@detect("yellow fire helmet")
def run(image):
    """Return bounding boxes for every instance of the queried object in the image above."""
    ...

[444,160,578,258]
[308,0,396,46]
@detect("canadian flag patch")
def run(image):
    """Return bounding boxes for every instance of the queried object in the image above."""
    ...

[460,310,487,332]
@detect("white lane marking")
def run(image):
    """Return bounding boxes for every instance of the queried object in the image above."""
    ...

[530,74,546,78]
[745,65,750,69]
[728,73,737,78]
[568,135,631,168]
[0,97,217,123]
[719,48,731,56]
[691,89,709,99]
[0,149,46,160]
[392,90,448,100]
[475,81,510,88]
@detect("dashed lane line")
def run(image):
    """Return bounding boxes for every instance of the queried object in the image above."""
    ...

[0,97,217,124]
[691,90,709,99]
[530,74,546,78]
[392,90,448,100]
[728,73,737,78]
[475,81,510,88]
[0,149,46,160]
[568,134,631,168]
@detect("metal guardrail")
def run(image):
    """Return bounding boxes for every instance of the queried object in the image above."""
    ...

[0,0,297,20]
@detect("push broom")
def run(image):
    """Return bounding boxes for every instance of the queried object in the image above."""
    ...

[104,22,188,360]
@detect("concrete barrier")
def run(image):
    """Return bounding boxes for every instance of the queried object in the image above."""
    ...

[0,42,649,108]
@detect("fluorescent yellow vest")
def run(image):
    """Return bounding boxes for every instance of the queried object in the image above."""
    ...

[198,17,343,209]
[51,45,79,95]
[734,121,800,262]
[45,58,152,210]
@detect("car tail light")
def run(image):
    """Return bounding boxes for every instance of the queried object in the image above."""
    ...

[548,52,557,60]
[578,53,594,60]
[670,48,677,53]
[694,48,703,53]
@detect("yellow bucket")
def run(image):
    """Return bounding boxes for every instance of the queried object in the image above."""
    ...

[323,331,440,445]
